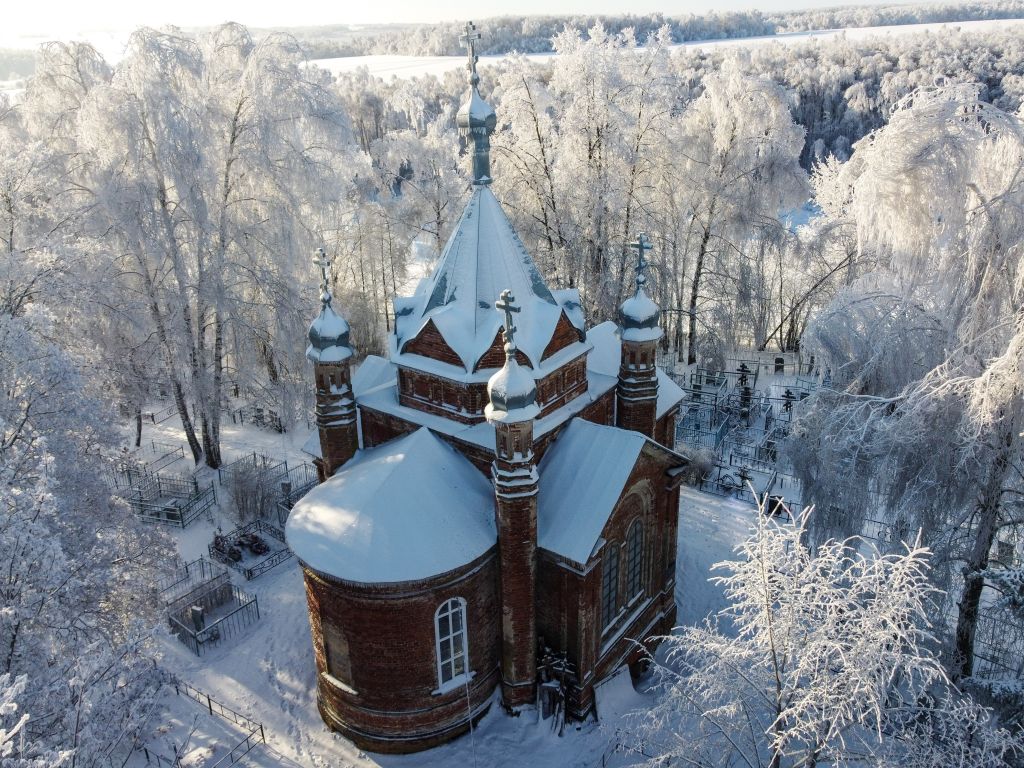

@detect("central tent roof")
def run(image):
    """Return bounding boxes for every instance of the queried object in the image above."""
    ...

[393,185,582,373]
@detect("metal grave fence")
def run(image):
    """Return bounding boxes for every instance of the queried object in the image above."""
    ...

[168,582,260,657]
[128,474,216,528]
[209,519,293,580]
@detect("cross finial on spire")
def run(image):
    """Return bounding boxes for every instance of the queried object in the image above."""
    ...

[628,233,653,293]
[495,288,520,353]
[313,247,332,306]
[461,21,482,86]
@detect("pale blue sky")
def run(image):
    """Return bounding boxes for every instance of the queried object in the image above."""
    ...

[2,0,909,38]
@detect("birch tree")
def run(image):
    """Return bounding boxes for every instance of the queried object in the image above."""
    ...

[790,86,1024,681]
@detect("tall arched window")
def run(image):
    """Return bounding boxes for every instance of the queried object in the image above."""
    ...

[435,598,469,687]
[626,520,644,600]
[601,544,620,630]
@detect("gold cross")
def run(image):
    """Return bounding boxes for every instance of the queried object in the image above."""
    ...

[313,248,332,293]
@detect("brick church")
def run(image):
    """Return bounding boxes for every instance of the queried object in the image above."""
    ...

[285,28,689,754]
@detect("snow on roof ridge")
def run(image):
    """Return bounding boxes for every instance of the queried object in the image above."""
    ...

[394,186,568,372]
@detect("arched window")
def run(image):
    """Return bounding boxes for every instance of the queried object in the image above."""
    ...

[626,520,645,600]
[601,544,620,630]
[435,598,469,687]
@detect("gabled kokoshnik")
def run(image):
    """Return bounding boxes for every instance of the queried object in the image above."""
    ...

[391,185,586,375]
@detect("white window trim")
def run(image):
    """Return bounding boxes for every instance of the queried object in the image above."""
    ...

[435,597,471,691]
[432,669,477,696]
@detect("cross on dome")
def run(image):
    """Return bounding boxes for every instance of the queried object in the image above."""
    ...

[460,21,482,86]
[313,247,333,305]
[628,233,653,293]
[456,21,496,185]
[495,288,520,352]
[307,246,351,361]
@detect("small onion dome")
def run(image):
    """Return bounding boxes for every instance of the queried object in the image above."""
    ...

[307,294,353,364]
[619,286,664,344]
[456,87,496,134]
[485,344,540,423]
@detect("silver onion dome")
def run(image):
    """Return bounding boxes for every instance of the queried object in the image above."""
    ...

[306,249,353,363]
[485,289,540,423]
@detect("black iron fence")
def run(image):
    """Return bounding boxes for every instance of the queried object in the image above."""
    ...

[149,442,185,472]
[168,583,260,656]
[209,520,293,580]
[275,461,319,525]
[218,451,288,486]
[677,419,730,452]
[172,681,267,767]
[156,557,227,605]
[129,478,216,528]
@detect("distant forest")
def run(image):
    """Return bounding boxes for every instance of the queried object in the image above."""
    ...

[293,0,1024,58]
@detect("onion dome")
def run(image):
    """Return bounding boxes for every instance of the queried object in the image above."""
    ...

[306,249,353,363]
[485,290,540,423]
[457,85,497,133]
[456,22,496,185]
[619,233,664,343]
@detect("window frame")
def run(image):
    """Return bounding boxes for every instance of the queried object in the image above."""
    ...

[601,543,621,632]
[434,597,471,692]
[625,518,645,602]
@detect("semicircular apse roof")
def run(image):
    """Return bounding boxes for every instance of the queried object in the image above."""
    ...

[286,427,496,583]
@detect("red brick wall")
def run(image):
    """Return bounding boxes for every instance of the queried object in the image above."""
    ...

[395,355,590,426]
[301,550,502,754]
[397,368,487,424]
[616,338,659,439]
[655,406,679,448]
[493,455,539,705]
[401,319,464,368]
[536,446,681,720]
[359,406,418,450]
[536,356,589,417]
[541,311,585,360]
[474,329,533,371]
[314,360,358,476]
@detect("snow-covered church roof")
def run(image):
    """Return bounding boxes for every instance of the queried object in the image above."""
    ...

[538,418,687,566]
[391,186,584,374]
[286,428,496,583]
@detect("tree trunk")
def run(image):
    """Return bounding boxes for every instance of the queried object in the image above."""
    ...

[687,223,712,366]
[202,313,224,469]
[135,407,142,448]
[953,426,1014,681]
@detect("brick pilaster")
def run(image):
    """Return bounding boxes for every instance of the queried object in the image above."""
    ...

[616,338,659,439]
[314,360,358,479]
[492,418,538,708]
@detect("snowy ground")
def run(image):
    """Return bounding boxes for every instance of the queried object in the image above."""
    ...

[311,18,1024,80]
[121,409,756,767]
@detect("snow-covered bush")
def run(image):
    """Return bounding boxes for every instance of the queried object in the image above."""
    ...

[639,509,1023,767]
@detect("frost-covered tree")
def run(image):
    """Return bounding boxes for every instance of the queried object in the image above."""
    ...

[675,58,808,364]
[790,86,1024,681]
[69,25,353,465]
[0,311,167,765]
[641,509,1022,767]
[0,674,70,767]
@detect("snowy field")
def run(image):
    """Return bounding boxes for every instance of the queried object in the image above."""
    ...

[311,18,1024,80]
[121,412,756,767]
